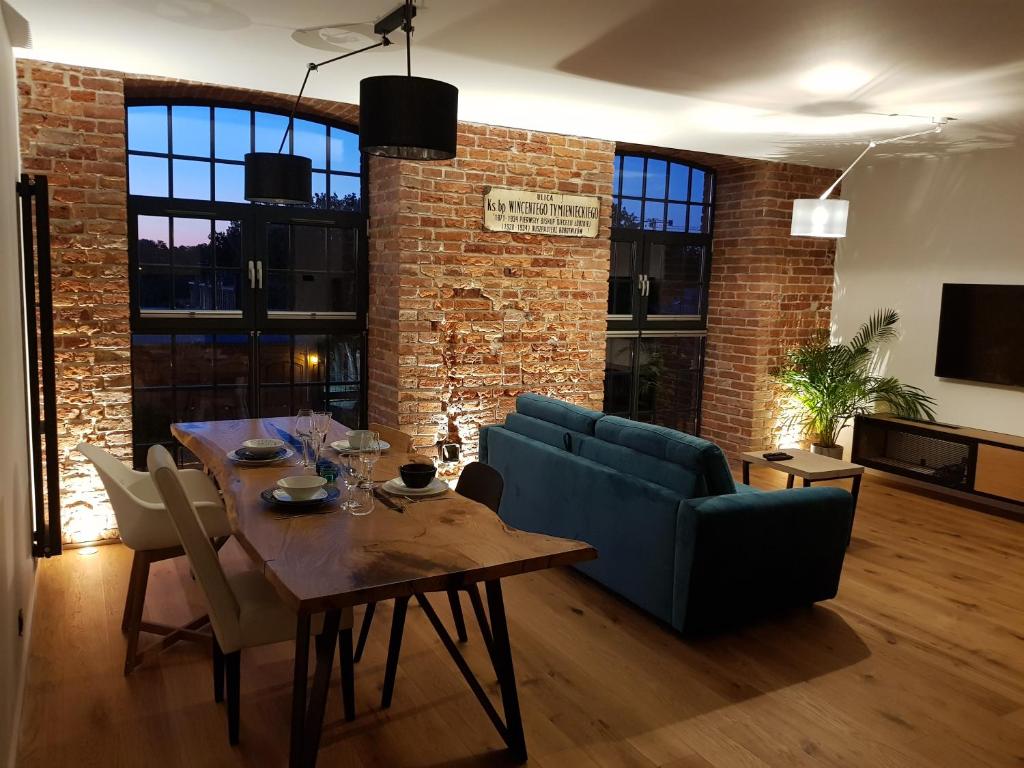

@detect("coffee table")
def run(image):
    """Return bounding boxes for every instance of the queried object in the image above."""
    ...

[741,447,865,515]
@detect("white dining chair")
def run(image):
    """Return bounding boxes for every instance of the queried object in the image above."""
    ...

[146,444,355,745]
[77,442,231,675]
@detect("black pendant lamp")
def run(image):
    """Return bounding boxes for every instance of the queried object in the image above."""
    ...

[244,0,457,205]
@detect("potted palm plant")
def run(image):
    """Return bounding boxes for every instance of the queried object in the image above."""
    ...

[774,308,936,458]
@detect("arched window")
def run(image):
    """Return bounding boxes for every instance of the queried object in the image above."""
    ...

[605,152,715,436]
[126,102,368,466]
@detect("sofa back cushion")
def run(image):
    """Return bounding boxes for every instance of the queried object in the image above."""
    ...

[515,393,603,435]
[502,412,576,452]
[594,415,736,496]
[576,435,703,497]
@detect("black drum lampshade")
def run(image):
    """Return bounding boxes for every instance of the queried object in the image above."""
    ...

[359,75,458,160]
[244,152,313,204]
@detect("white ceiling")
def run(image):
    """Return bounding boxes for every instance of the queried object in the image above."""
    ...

[12,0,1024,168]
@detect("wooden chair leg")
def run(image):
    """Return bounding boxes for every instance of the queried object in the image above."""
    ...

[121,551,142,634]
[447,589,468,643]
[212,637,225,704]
[338,628,355,722]
[225,650,241,746]
[123,552,151,676]
[353,602,376,663]
[381,596,409,709]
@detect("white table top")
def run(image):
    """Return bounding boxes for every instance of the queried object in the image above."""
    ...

[741,448,864,480]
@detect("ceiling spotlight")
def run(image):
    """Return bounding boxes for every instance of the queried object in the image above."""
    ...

[798,63,872,96]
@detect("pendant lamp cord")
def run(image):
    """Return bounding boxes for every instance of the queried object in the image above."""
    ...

[404,0,414,77]
[819,123,944,200]
[276,35,393,154]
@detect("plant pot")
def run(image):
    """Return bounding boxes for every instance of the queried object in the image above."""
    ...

[810,443,844,460]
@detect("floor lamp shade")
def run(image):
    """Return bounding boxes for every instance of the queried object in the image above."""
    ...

[359,75,458,160]
[244,152,312,204]
[791,198,850,238]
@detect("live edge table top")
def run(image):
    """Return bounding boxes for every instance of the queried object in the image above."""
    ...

[171,417,596,615]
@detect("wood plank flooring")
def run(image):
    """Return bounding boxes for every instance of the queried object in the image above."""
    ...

[15,470,1024,767]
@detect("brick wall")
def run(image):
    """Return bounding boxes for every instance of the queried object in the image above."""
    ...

[367,125,614,466]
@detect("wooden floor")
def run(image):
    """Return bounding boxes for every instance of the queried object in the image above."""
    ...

[16,470,1024,767]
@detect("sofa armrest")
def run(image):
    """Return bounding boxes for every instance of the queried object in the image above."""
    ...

[673,487,852,634]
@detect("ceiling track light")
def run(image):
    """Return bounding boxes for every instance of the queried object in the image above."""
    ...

[790,118,951,238]
[245,0,458,205]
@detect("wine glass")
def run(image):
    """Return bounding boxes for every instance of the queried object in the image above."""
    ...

[339,452,364,513]
[358,431,381,489]
[311,410,331,465]
[295,408,314,469]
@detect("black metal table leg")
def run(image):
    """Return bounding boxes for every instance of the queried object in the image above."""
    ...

[742,460,750,485]
[353,602,376,663]
[302,610,342,767]
[786,474,795,489]
[485,580,527,761]
[289,614,312,768]
[381,596,410,709]
[803,477,811,488]
[848,473,863,547]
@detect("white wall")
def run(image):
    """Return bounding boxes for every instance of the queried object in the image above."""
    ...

[0,5,35,766]
[833,144,1024,450]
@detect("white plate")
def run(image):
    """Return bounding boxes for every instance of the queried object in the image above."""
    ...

[381,477,448,497]
[273,488,328,503]
[227,446,295,465]
[331,438,391,453]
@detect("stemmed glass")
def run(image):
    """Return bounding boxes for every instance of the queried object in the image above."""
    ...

[311,410,332,465]
[358,431,381,489]
[295,408,314,469]
[340,452,369,514]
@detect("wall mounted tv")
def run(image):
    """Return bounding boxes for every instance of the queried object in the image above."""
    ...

[935,283,1024,387]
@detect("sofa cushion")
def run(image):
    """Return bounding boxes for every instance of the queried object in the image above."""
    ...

[576,435,703,497]
[594,415,736,495]
[503,412,574,452]
[516,393,603,435]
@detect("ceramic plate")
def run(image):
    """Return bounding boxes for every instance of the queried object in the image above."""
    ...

[381,477,448,497]
[227,446,295,465]
[330,439,391,453]
[260,485,340,509]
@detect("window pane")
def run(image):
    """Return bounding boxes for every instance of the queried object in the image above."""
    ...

[129,154,168,197]
[133,390,175,444]
[328,174,360,211]
[172,218,213,267]
[293,225,326,272]
[645,158,667,200]
[131,335,172,387]
[604,337,634,416]
[643,201,666,230]
[139,267,172,309]
[329,127,359,173]
[214,107,250,160]
[646,243,704,316]
[293,119,327,168]
[666,203,687,233]
[137,216,170,263]
[258,335,293,384]
[214,162,246,203]
[691,169,707,204]
[637,336,703,433]
[175,334,215,385]
[214,220,241,267]
[611,155,621,197]
[172,105,210,157]
[267,223,289,270]
[312,171,327,202]
[688,205,709,233]
[174,270,215,310]
[255,111,289,152]
[127,106,167,153]
[608,240,633,316]
[621,155,644,197]
[216,335,250,385]
[613,198,641,229]
[172,158,211,200]
[668,163,689,202]
[215,271,241,310]
[327,228,357,312]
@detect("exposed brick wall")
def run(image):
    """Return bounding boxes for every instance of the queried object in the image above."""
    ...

[620,145,839,460]
[367,126,614,467]
[17,60,130,543]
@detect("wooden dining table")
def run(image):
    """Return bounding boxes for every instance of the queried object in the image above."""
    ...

[171,416,596,767]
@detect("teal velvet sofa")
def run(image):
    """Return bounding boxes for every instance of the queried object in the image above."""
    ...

[479,394,853,634]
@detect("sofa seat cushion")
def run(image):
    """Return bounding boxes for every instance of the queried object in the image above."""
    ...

[516,393,603,435]
[595,415,736,496]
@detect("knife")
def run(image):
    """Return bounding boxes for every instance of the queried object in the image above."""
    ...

[373,488,404,513]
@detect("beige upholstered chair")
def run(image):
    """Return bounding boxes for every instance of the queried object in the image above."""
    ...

[146,445,354,744]
[77,442,231,674]
[368,422,414,454]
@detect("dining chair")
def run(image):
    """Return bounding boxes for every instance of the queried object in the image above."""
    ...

[368,422,414,454]
[77,442,232,675]
[146,445,355,745]
[357,462,505,710]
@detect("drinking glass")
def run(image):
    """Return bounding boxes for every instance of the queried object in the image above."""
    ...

[295,408,314,469]
[358,432,381,489]
[347,485,375,517]
[339,454,363,513]
[311,410,332,464]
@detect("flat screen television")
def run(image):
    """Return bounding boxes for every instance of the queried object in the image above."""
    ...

[935,283,1024,387]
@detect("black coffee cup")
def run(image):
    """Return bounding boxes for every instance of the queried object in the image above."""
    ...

[399,462,436,489]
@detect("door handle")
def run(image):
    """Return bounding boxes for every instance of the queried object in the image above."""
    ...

[248,260,255,289]
[256,260,263,289]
